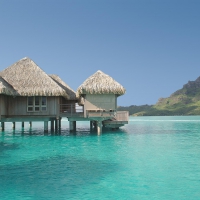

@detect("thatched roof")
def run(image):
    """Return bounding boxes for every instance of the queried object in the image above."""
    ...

[49,74,76,100]
[0,76,16,95]
[0,57,73,98]
[76,70,126,98]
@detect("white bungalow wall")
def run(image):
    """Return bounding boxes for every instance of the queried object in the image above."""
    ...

[84,94,117,115]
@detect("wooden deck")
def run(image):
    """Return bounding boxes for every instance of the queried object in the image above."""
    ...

[102,111,129,128]
[0,104,129,133]
[59,104,84,117]
[59,104,129,127]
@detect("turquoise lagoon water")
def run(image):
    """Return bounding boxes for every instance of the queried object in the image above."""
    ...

[0,116,200,200]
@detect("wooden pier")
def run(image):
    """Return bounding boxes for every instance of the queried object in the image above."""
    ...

[0,104,128,135]
[60,104,129,134]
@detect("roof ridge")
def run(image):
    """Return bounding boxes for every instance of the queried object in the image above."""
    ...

[76,70,125,98]
[0,58,70,98]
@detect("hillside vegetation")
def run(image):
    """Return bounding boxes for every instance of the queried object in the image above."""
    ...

[118,76,200,116]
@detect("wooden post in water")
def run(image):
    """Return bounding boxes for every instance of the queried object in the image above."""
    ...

[12,122,16,130]
[51,119,54,131]
[69,121,73,132]
[58,118,61,130]
[90,121,93,131]
[74,121,76,132]
[94,121,97,129]
[55,119,58,131]
[22,122,24,128]
[44,121,48,133]
[97,120,102,135]
[29,121,32,128]
[69,121,76,132]
[1,122,5,131]
[56,118,61,132]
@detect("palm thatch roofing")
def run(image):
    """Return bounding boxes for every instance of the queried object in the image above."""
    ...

[0,57,75,99]
[76,70,126,98]
[0,76,16,96]
[49,74,76,100]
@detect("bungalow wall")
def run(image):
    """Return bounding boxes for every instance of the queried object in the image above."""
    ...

[0,95,77,118]
[5,96,59,116]
[84,94,117,114]
[0,95,7,116]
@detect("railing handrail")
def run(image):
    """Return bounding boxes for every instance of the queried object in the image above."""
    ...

[86,110,115,118]
[59,104,84,116]
[115,111,129,121]
[59,104,129,121]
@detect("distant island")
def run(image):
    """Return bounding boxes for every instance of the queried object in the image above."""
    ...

[118,76,200,116]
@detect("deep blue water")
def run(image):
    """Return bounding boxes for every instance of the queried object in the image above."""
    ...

[0,116,200,200]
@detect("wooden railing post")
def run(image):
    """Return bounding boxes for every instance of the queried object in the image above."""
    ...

[59,104,84,117]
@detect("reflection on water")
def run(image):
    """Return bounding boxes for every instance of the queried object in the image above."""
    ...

[0,142,19,153]
[0,155,118,199]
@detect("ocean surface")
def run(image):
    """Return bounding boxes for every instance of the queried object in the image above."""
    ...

[0,116,200,200]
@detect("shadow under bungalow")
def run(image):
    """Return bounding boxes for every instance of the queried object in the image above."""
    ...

[0,57,128,134]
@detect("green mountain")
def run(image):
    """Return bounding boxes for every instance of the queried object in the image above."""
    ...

[118,76,200,116]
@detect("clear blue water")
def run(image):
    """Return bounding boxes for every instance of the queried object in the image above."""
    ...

[1,116,200,200]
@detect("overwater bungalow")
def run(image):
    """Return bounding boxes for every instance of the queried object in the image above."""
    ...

[0,57,128,134]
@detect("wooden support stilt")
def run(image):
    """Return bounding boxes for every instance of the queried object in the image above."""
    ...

[22,122,24,128]
[57,118,60,131]
[44,121,48,133]
[97,121,102,135]
[74,121,76,131]
[69,121,73,132]
[90,121,93,131]
[12,122,16,130]
[73,121,76,131]
[94,121,97,129]
[29,121,32,128]
[55,119,58,131]
[58,118,61,130]
[1,122,5,131]
[51,119,54,131]
[69,121,76,132]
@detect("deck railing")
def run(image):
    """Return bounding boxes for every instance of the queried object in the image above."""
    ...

[59,104,129,121]
[115,111,129,121]
[60,104,84,117]
[86,110,115,118]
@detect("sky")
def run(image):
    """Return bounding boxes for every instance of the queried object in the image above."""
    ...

[0,0,200,106]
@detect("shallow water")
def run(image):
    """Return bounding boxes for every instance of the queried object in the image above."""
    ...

[1,116,200,199]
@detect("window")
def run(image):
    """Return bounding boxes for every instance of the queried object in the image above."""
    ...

[27,97,47,112]
[28,97,34,111]
[41,97,47,111]
[35,97,40,111]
